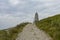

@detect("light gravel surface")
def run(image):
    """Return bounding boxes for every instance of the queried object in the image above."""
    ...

[16,24,52,40]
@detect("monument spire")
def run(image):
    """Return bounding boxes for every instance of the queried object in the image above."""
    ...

[34,12,39,23]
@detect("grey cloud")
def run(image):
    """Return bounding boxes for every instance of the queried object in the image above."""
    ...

[0,0,60,29]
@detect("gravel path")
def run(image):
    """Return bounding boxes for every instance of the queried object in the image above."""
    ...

[16,24,52,40]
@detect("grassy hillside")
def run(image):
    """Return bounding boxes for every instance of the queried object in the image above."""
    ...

[0,14,60,40]
[0,22,29,40]
[35,14,60,40]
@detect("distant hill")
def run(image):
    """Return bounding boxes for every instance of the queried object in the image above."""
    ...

[35,14,60,40]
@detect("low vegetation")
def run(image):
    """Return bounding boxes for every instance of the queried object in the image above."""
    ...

[35,14,60,40]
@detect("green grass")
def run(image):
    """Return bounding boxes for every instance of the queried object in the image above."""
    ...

[0,30,7,40]
[0,22,29,40]
[35,14,60,40]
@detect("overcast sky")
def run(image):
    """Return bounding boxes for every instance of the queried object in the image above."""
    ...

[0,0,60,30]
